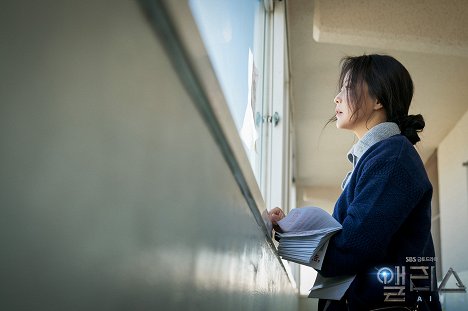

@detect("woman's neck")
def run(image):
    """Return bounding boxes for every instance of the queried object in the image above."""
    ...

[353,113,387,139]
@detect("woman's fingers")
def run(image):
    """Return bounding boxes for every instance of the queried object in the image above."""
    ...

[266,207,285,233]
[268,207,285,223]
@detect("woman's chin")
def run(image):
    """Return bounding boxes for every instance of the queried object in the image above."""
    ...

[336,122,353,131]
[336,122,346,129]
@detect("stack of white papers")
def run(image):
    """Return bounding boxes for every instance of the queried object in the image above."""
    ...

[276,228,339,267]
[275,207,342,268]
[274,207,356,300]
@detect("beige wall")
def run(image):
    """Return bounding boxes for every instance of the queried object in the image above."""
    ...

[298,185,342,213]
[438,109,468,274]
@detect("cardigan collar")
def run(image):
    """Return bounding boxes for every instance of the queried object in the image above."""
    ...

[341,122,400,190]
[347,122,401,166]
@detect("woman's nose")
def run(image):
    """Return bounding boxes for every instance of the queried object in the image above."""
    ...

[334,94,341,104]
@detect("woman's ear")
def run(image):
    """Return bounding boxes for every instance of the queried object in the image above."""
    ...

[374,101,384,111]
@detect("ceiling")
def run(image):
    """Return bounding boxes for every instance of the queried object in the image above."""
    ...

[287,0,468,195]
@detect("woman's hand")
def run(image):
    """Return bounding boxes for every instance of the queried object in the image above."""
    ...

[268,207,285,232]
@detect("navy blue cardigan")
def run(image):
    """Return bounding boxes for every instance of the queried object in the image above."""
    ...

[319,135,441,310]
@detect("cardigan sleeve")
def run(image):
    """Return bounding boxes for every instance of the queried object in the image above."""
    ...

[318,156,425,277]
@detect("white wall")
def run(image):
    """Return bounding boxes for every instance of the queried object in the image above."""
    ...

[425,151,442,280]
[438,109,468,274]
[0,1,297,310]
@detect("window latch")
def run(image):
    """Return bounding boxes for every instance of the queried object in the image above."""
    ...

[256,112,280,127]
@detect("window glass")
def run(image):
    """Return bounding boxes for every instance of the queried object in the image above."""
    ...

[188,0,266,183]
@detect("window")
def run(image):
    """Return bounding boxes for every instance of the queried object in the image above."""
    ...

[188,0,267,184]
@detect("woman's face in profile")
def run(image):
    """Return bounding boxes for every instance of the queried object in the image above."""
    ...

[334,74,354,130]
[334,74,378,133]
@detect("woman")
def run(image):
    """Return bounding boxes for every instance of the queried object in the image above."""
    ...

[269,55,441,310]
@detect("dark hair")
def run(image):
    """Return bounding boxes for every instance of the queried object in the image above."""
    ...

[334,54,424,145]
